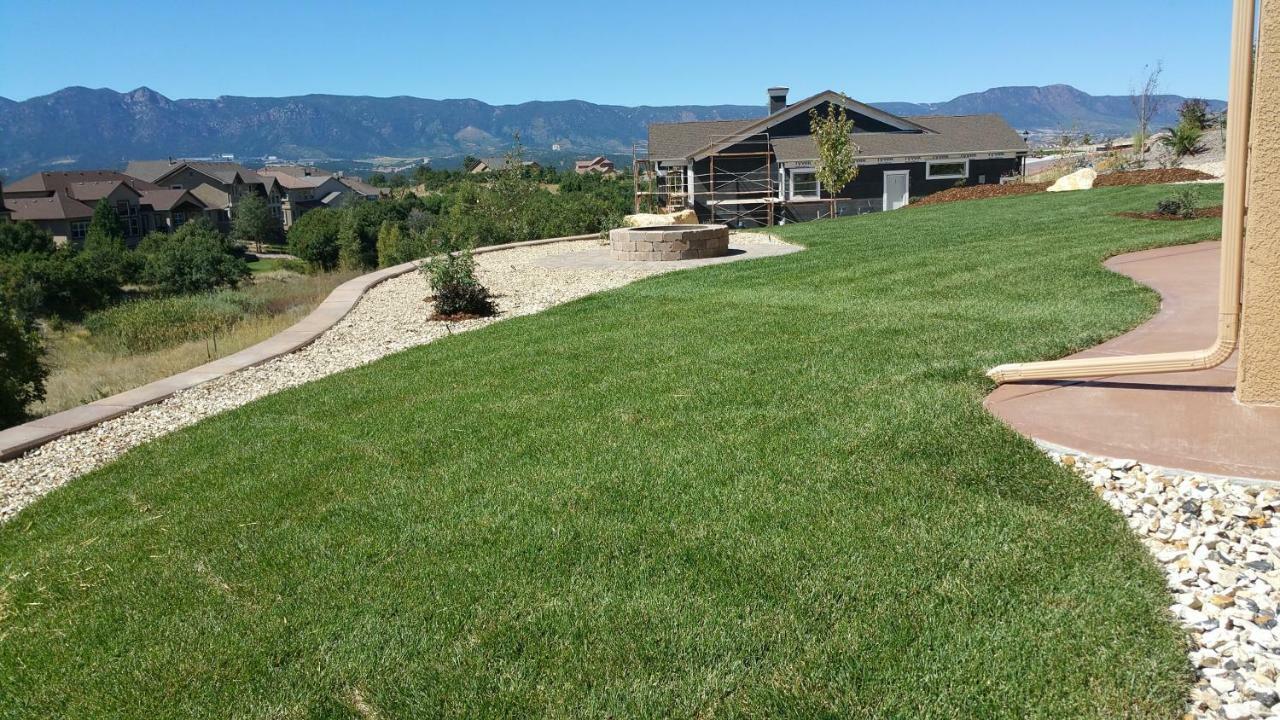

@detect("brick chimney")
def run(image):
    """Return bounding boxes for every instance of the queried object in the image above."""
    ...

[767,87,789,114]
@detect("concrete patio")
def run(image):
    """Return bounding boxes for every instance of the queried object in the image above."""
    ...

[986,241,1280,481]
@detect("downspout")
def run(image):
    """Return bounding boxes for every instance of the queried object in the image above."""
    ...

[988,0,1255,384]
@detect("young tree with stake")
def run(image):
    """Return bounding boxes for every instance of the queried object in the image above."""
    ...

[809,96,859,219]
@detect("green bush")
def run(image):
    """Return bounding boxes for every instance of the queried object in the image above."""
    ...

[1161,122,1205,158]
[287,208,342,271]
[1178,99,1211,131]
[422,240,494,318]
[0,221,56,255]
[138,218,249,294]
[0,307,46,428]
[83,291,262,354]
[1155,186,1201,218]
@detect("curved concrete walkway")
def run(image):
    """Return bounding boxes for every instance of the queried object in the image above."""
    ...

[0,233,598,461]
[986,241,1280,481]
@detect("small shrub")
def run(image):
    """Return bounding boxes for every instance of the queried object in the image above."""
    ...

[1178,99,1211,131]
[1161,122,1205,158]
[1155,186,1201,218]
[0,308,46,428]
[422,240,494,318]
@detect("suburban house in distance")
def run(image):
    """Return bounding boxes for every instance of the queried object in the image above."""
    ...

[124,160,285,232]
[257,167,358,226]
[470,157,542,174]
[639,87,1028,225]
[574,156,616,175]
[2,170,212,245]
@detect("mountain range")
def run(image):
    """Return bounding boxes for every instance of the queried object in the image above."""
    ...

[0,84,1224,178]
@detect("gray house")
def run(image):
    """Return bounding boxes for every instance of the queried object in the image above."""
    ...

[641,88,1029,225]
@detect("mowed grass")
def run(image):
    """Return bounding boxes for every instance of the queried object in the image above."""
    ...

[0,185,1222,718]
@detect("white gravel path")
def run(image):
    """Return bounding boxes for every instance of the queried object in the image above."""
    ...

[1052,450,1280,720]
[0,234,788,522]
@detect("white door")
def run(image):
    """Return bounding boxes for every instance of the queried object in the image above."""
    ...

[883,170,910,211]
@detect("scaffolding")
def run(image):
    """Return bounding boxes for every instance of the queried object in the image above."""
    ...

[632,132,778,227]
[706,132,774,227]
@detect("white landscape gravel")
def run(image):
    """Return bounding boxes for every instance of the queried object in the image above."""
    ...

[1052,450,1280,720]
[0,234,787,523]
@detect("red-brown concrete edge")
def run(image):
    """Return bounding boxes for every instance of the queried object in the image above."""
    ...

[985,240,1280,482]
[0,233,600,461]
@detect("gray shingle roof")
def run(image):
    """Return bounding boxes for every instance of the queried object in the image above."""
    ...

[5,194,94,221]
[771,115,1028,162]
[647,114,1026,162]
[124,160,183,183]
[139,189,206,212]
[8,170,159,195]
[189,183,230,209]
[337,177,384,196]
[647,119,755,160]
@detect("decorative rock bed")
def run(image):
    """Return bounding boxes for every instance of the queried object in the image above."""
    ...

[609,224,730,261]
[1051,449,1280,720]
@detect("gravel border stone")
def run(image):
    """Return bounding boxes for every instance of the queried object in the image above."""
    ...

[1050,449,1280,720]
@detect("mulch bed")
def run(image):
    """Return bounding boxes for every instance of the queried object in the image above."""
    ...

[913,183,1049,206]
[1093,168,1216,186]
[1116,206,1223,221]
[912,168,1217,208]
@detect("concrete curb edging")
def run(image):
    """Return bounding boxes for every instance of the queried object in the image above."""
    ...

[0,233,600,461]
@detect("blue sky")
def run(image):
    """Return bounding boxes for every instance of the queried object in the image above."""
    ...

[0,0,1234,105]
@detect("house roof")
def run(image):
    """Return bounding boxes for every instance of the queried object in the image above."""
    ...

[474,157,540,171]
[5,194,94,221]
[770,114,1028,162]
[647,89,1027,162]
[647,119,756,160]
[259,164,334,179]
[188,183,230,209]
[6,170,159,195]
[139,188,206,212]
[126,160,268,188]
[65,180,140,203]
[337,177,383,196]
[258,169,330,190]
[123,160,184,183]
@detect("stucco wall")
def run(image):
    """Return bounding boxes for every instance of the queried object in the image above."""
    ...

[1239,0,1280,404]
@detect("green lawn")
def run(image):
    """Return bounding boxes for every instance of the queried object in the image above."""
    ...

[0,185,1221,718]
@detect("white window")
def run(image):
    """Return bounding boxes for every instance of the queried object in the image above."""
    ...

[663,169,686,196]
[789,168,821,199]
[70,221,89,241]
[926,160,969,180]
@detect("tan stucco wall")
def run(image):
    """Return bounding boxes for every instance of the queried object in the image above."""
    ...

[1239,0,1280,403]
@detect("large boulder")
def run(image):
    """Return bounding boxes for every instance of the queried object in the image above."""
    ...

[1047,167,1098,192]
[622,209,699,227]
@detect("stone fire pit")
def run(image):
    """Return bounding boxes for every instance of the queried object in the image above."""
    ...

[609,224,730,261]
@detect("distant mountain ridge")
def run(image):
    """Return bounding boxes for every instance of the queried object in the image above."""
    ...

[0,84,1224,178]
[873,83,1224,136]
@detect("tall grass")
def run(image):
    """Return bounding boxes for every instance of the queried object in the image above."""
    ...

[34,269,357,415]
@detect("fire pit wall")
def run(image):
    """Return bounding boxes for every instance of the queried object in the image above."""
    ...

[609,224,730,261]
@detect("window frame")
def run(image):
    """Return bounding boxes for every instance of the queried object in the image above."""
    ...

[925,159,969,180]
[788,167,822,200]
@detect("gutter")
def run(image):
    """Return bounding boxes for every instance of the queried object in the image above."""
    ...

[987,0,1254,385]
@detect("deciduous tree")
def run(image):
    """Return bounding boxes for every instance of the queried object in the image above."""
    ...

[809,96,860,219]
